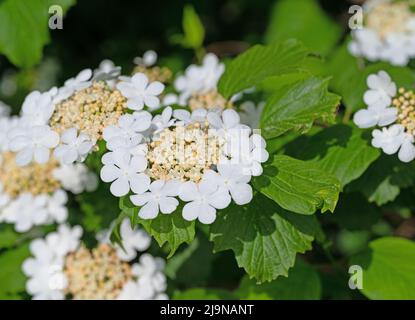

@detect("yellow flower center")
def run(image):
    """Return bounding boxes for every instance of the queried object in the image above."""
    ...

[64,244,132,300]
[188,90,233,111]
[393,87,415,136]
[146,122,224,182]
[49,81,127,141]
[0,152,60,198]
[132,65,172,84]
[366,2,413,39]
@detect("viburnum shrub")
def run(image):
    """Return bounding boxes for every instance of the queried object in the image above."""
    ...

[0,0,415,301]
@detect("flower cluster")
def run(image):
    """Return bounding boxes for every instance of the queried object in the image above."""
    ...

[349,0,415,66]
[22,221,167,300]
[0,105,98,232]
[100,106,269,224]
[354,70,415,162]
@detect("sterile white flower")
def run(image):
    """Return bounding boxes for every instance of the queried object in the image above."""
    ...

[105,219,151,262]
[179,179,231,224]
[133,50,158,67]
[20,91,55,126]
[239,101,265,129]
[174,53,224,104]
[9,125,60,166]
[93,59,121,86]
[151,106,175,133]
[53,163,98,194]
[103,111,152,143]
[353,105,397,128]
[116,73,164,111]
[204,164,253,205]
[100,152,150,197]
[3,193,49,232]
[22,225,82,300]
[54,128,94,165]
[55,69,93,103]
[46,190,68,223]
[372,124,406,155]
[130,180,180,219]
[363,71,397,109]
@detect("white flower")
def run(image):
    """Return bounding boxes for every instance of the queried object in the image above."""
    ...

[229,133,269,176]
[9,125,60,166]
[22,239,67,300]
[103,111,152,144]
[133,50,158,67]
[129,253,167,299]
[46,190,68,223]
[100,152,150,197]
[239,101,265,129]
[48,224,83,256]
[116,73,164,111]
[22,225,82,300]
[55,69,92,103]
[130,180,180,219]
[54,128,94,165]
[53,163,98,194]
[162,93,179,106]
[363,71,397,109]
[151,106,175,133]
[93,59,121,86]
[353,105,397,128]
[398,134,415,163]
[0,117,18,151]
[204,164,253,205]
[174,53,224,104]
[21,91,55,126]
[381,33,412,66]
[112,219,151,261]
[179,180,231,224]
[372,124,406,155]
[349,29,383,61]
[3,193,49,232]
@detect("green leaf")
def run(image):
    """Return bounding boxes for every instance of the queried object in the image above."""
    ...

[260,76,340,139]
[265,0,341,55]
[119,196,195,258]
[351,237,415,299]
[326,40,415,112]
[0,0,75,68]
[76,183,119,232]
[0,225,20,248]
[347,154,415,206]
[218,39,309,99]
[283,124,381,188]
[0,243,30,297]
[165,233,215,287]
[235,260,321,300]
[253,155,341,215]
[210,193,320,283]
[181,5,205,49]
[173,288,235,300]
